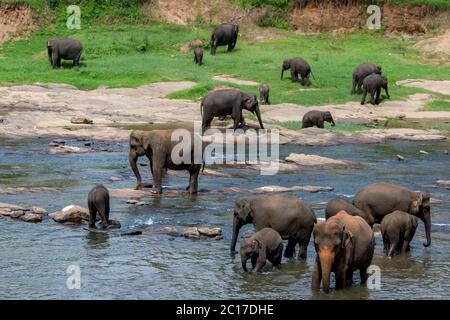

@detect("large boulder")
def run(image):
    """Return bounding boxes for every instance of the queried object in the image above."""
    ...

[49,205,90,224]
[285,153,356,168]
[20,213,42,223]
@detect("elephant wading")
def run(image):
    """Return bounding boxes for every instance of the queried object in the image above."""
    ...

[312,211,374,293]
[352,183,431,247]
[240,228,283,272]
[361,74,390,105]
[381,210,418,257]
[88,184,120,230]
[200,89,264,133]
[129,130,203,194]
[281,57,314,86]
[302,110,335,129]
[351,63,381,94]
[210,23,239,55]
[231,195,317,259]
[325,198,374,226]
[47,38,83,68]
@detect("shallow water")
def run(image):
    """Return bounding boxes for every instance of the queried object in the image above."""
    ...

[0,137,449,299]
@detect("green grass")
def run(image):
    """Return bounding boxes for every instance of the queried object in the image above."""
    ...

[421,100,450,111]
[390,0,450,9]
[272,121,370,132]
[380,117,450,132]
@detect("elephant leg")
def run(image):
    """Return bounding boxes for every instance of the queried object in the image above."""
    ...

[151,156,165,194]
[375,89,381,105]
[335,269,346,290]
[388,240,398,257]
[346,269,354,285]
[351,78,357,94]
[253,253,266,272]
[251,256,257,269]
[360,267,368,285]
[202,116,213,134]
[284,238,296,258]
[360,89,367,105]
[272,245,283,268]
[298,236,309,260]
[96,202,109,229]
[311,258,322,290]
[317,120,325,129]
[188,168,199,194]
[227,43,233,52]
[88,202,97,229]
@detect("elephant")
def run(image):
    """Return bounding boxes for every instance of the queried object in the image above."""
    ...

[200,89,264,133]
[210,23,239,55]
[361,74,390,105]
[311,211,374,293]
[380,210,418,257]
[129,130,203,194]
[281,57,314,86]
[194,47,203,65]
[240,228,283,272]
[351,63,381,94]
[325,198,374,226]
[231,194,317,259]
[352,183,431,247]
[87,184,120,229]
[302,110,335,129]
[259,84,270,105]
[47,38,83,69]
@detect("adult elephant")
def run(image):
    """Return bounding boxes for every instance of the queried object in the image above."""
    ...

[351,63,381,94]
[325,198,374,226]
[312,211,374,293]
[47,38,83,68]
[281,57,314,86]
[210,23,239,55]
[352,183,431,247]
[231,195,317,259]
[200,89,264,133]
[129,130,203,194]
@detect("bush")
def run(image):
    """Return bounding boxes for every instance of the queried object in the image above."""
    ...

[257,11,290,29]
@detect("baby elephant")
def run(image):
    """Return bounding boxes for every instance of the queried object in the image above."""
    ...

[240,228,283,272]
[351,63,382,94]
[259,84,270,105]
[361,74,390,105]
[325,198,374,226]
[302,110,335,129]
[194,47,203,65]
[381,210,418,257]
[88,184,120,229]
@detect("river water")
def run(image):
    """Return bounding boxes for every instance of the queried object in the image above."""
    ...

[0,137,449,299]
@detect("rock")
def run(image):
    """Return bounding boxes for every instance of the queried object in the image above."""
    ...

[70,117,93,124]
[444,150,449,155]
[435,180,450,189]
[31,206,48,215]
[20,213,42,223]
[198,227,222,237]
[396,154,405,161]
[52,139,65,145]
[48,142,60,147]
[0,209,13,216]
[49,205,89,224]
[49,145,91,154]
[135,201,145,206]
[430,198,443,205]
[152,227,180,236]
[285,153,355,168]
[84,142,91,147]
[0,202,26,211]
[10,210,25,219]
[183,227,200,239]
[396,114,406,120]
[214,235,223,240]
[253,185,334,193]
[419,150,429,155]
[139,162,149,167]
[126,199,140,204]
[107,220,121,229]
[109,176,123,182]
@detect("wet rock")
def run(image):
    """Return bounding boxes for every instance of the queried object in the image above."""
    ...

[20,213,42,223]
[430,198,443,205]
[396,154,405,161]
[0,202,26,211]
[183,227,200,239]
[214,235,223,240]
[435,180,450,189]
[10,210,25,219]
[49,205,90,224]
[52,139,66,145]
[419,150,429,155]
[84,142,92,147]
[198,227,222,237]
[70,117,93,124]
[253,185,334,193]
[126,199,140,204]
[143,226,180,236]
[285,153,355,168]
[49,145,91,154]
[135,201,145,206]
[0,209,13,216]
[109,176,123,182]
[107,220,121,229]
[31,207,48,215]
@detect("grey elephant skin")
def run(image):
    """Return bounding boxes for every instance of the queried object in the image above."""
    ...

[381,210,418,257]
[281,57,314,86]
[88,184,111,229]
[312,211,374,293]
[210,23,239,55]
[47,38,83,68]
[361,74,390,105]
[259,84,270,105]
[129,130,203,194]
[352,183,431,247]
[194,47,203,65]
[351,63,381,94]
[200,89,264,133]
[325,198,374,226]
[240,228,283,272]
[231,195,317,259]
[302,110,335,129]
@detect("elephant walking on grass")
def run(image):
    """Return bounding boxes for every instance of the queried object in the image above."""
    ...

[381,210,418,257]
[47,38,83,68]
[361,74,390,105]
[351,63,381,94]
[281,57,314,86]
[231,195,316,259]
[210,23,239,55]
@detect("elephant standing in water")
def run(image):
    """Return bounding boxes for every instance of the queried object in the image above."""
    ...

[231,195,317,259]
[352,183,431,247]
[312,211,374,293]
[200,89,264,133]
[351,63,381,94]
[47,38,83,68]
[88,184,120,230]
[381,210,418,257]
[210,23,239,55]
[281,57,314,86]
[325,198,374,226]
[129,130,203,194]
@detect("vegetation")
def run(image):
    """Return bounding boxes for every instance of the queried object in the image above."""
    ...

[274,121,371,132]
[421,100,450,111]
[380,117,450,132]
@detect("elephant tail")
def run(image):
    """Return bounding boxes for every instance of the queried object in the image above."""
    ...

[200,98,204,117]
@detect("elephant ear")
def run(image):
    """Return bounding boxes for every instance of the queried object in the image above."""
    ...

[342,226,353,248]
[410,192,423,215]
[237,198,252,222]
[252,239,262,252]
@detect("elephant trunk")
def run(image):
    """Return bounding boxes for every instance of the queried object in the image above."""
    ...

[318,249,334,293]
[230,217,242,254]
[421,211,431,247]
[255,107,264,130]
[129,151,141,188]
[331,119,336,126]
[280,69,284,80]
[241,257,248,272]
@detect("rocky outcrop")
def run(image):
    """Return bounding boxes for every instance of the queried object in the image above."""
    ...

[0,202,47,223]
[285,153,356,168]
[49,145,92,154]
[49,205,90,224]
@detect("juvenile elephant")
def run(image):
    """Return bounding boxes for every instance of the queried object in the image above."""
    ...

[194,47,203,65]
[351,63,381,94]
[129,130,203,194]
[312,211,374,293]
[240,228,283,272]
[352,183,431,247]
[47,38,83,68]
[231,195,317,259]
[361,74,390,105]
[302,110,335,129]
[88,184,120,229]
[259,84,270,105]
[210,23,239,55]
[200,89,264,133]
[325,198,374,226]
[281,57,314,86]
[381,210,418,257]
